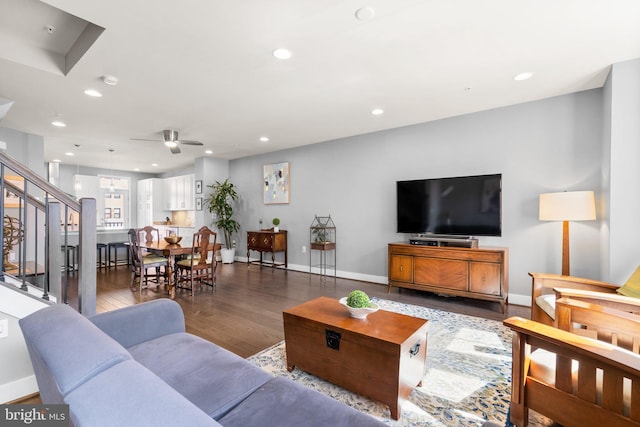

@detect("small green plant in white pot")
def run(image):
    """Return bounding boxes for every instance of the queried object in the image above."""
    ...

[272,217,280,232]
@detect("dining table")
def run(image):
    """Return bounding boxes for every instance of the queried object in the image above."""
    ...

[137,239,222,299]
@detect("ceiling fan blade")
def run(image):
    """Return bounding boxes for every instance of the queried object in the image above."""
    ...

[179,140,204,146]
[130,137,161,142]
[170,145,182,154]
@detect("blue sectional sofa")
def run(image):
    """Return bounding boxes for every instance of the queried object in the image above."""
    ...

[20,299,385,427]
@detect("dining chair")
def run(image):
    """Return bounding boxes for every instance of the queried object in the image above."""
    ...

[138,225,161,246]
[128,228,169,293]
[175,226,217,296]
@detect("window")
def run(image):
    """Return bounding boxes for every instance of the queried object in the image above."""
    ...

[74,174,131,229]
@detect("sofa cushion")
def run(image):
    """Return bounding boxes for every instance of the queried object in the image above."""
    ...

[65,359,222,427]
[128,332,272,419]
[90,299,185,348]
[218,377,386,427]
[617,265,640,298]
[19,304,131,400]
[535,294,556,320]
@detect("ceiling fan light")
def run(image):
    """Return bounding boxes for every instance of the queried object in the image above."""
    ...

[164,140,178,148]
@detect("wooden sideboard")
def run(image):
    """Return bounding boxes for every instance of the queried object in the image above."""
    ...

[388,242,509,312]
[247,230,288,268]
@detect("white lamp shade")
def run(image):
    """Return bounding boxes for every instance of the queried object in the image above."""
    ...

[539,191,596,221]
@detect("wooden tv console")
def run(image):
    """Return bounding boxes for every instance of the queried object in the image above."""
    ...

[388,242,509,313]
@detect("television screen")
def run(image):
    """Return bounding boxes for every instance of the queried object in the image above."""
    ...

[396,174,501,236]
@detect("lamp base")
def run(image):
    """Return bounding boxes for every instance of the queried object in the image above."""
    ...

[561,220,570,276]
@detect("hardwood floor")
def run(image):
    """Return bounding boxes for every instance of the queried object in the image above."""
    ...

[18,261,529,404]
[71,261,530,358]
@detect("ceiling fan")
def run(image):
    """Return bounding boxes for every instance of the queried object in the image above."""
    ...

[131,129,204,154]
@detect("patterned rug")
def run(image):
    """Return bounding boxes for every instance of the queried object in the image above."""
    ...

[247,298,517,426]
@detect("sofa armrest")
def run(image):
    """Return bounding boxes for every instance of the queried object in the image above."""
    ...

[19,304,132,401]
[90,299,185,348]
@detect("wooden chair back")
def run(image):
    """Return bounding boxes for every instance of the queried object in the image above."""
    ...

[127,228,142,269]
[192,226,216,266]
[505,299,640,427]
[529,272,620,326]
[556,297,640,353]
[138,226,161,245]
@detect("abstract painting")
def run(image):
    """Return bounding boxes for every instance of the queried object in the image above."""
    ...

[263,162,290,204]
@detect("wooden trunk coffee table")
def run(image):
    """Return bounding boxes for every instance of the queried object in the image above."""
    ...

[283,296,428,420]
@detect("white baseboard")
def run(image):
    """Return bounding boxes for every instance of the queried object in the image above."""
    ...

[508,293,531,307]
[0,375,37,404]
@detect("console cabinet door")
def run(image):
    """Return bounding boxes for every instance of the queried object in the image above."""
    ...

[390,254,413,283]
[414,257,468,290]
[469,262,501,295]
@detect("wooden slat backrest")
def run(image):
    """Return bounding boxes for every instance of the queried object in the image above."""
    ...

[556,298,640,354]
[504,316,640,426]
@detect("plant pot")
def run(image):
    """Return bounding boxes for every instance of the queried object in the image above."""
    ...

[273,226,279,232]
[220,248,236,264]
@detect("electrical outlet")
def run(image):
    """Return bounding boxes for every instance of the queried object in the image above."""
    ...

[0,319,8,339]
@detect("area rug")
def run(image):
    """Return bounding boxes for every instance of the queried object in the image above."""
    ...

[247,298,523,426]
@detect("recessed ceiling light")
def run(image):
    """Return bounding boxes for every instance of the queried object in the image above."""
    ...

[51,120,67,127]
[102,75,119,86]
[65,152,74,157]
[272,48,292,60]
[514,72,533,81]
[84,89,102,97]
[151,163,159,167]
[371,108,384,116]
[355,7,376,21]
[259,136,269,142]
[205,149,213,154]
[133,168,140,172]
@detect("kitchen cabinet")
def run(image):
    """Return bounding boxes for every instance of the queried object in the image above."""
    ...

[162,174,194,211]
[137,178,165,226]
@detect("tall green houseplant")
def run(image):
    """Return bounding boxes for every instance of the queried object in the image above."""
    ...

[206,178,240,249]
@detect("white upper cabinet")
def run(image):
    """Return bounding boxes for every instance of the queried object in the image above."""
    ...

[137,178,165,226]
[162,174,194,211]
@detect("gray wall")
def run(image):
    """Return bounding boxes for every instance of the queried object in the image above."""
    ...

[0,126,45,178]
[605,58,640,283]
[230,89,605,302]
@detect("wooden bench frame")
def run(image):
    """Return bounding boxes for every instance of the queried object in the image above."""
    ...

[505,298,640,427]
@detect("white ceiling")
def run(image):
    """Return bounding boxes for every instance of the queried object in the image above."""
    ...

[1,0,639,173]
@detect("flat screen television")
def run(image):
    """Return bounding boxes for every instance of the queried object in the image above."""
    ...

[396,173,502,236]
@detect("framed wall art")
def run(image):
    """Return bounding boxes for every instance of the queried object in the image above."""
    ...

[195,180,203,194]
[196,197,203,211]
[263,162,290,204]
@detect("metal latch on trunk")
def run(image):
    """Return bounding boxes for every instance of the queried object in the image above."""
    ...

[325,329,341,350]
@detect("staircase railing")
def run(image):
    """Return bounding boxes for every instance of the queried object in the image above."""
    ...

[0,151,97,315]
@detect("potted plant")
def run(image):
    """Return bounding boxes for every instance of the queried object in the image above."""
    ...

[272,217,280,232]
[206,178,240,264]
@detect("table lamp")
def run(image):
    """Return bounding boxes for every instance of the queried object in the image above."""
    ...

[539,190,596,276]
